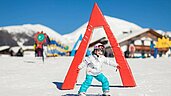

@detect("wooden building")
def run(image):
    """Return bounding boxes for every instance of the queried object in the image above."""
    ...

[89,29,170,58]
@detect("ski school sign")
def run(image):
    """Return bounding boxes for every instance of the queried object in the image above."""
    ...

[34,31,47,48]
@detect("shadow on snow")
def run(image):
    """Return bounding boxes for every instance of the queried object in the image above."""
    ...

[52,82,128,96]
[52,82,125,90]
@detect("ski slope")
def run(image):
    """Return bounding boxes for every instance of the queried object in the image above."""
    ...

[0,57,171,96]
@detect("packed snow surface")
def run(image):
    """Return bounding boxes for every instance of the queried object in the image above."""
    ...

[0,57,171,96]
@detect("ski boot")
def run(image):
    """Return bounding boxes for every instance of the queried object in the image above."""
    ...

[102,90,111,96]
[78,92,86,96]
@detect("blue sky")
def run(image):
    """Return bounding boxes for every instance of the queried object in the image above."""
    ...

[0,0,171,35]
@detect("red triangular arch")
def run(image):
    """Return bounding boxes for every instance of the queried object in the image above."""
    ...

[62,3,136,90]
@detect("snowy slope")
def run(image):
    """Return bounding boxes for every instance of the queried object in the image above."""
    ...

[0,24,68,46]
[63,15,143,45]
[0,24,63,39]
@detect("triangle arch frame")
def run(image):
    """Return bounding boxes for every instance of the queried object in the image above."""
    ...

[62,3,136,90]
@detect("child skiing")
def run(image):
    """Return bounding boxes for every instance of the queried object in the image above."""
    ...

[78,43,120,96]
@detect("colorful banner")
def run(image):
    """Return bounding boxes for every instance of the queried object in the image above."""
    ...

[47,39,69,56]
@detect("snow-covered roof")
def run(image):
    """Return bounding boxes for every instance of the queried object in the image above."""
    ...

[9,46,21,53]
[118,28,150,43]
[0,46,10,51]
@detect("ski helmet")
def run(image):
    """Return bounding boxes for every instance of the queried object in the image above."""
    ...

[94,43,105,50]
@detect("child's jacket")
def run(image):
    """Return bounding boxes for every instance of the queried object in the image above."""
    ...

[78,54,118,76]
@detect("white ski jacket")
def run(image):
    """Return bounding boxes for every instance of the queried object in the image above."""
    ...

[78,55,118,76]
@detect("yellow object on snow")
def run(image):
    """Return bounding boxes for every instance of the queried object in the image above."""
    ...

[155,37,171,48]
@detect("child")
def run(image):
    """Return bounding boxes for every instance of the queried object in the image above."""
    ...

[78,43,119,96]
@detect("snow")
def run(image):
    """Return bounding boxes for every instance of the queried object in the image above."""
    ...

[155,30,165,35]
[0,24,60,37]
[155,30,171,37]
[0,57,171,96]
[0,46,10,51]
[118,28,150,43]
[63,15,143,47]
[0,24,69,45]
[166,32,171,37]
[9,46,21,53]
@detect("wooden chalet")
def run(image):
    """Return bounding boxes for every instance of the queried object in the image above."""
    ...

[89,29,170,58]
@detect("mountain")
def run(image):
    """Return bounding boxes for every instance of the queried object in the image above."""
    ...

[0,24,67,47]
[0,16,170,50]
[63,15,143,48]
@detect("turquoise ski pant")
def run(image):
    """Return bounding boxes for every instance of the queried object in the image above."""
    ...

[79,73,109,93]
